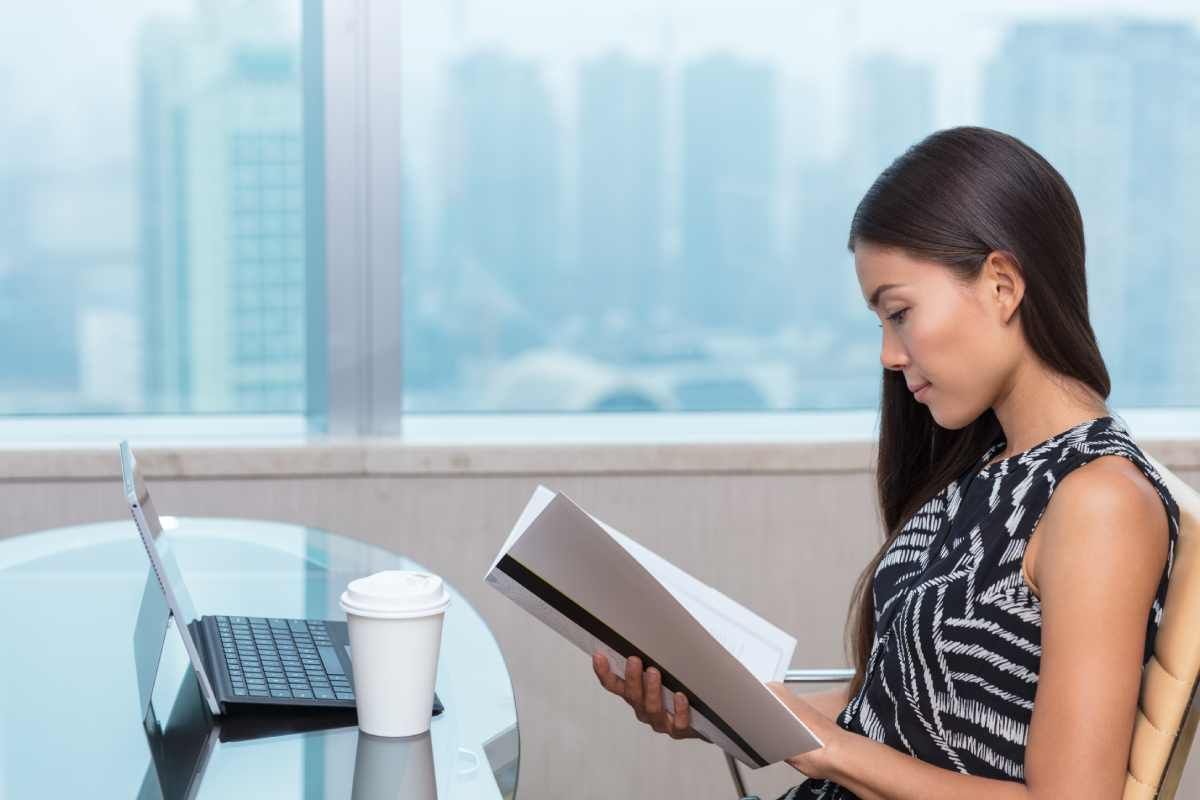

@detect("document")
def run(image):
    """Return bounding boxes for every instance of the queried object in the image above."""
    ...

[484,485,823,768]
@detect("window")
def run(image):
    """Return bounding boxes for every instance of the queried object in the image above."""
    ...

[399,2,1200,413]
[0,1,306,415]
[2,2,1197,427]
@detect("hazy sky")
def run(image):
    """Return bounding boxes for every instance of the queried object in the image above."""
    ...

[3,1,1198,170]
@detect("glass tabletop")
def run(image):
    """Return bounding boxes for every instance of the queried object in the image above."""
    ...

[0,518,518,799]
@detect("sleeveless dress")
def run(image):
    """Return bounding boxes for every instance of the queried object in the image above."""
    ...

[777,414,1180,800]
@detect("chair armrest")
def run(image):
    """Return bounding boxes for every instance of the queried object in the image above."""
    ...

[783,668,855,684]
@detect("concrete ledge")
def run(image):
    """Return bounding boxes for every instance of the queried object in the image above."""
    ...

[0,436,1197,482]
[0,440,880,481]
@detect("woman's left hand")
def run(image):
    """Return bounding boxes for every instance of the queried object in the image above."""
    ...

[765,681,847,781]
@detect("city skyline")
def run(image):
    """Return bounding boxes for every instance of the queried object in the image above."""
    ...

[0,2,1197,414]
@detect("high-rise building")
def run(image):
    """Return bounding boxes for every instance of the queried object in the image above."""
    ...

[576,52,664,325]
[793,54,934,334]
[846,54,936,198]
[680,54,780,332]
[435,48,562,359]
[983,20,1200,404]
[138,0,305,413]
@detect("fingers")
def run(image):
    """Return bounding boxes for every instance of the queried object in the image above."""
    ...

[593,651,624,695]
[644,667,672,734]
[594,651,694,739]
[643,667,662,715]
[624,655,644,708]
[671,692,691,738]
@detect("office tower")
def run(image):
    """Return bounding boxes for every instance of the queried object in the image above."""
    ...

[436,48,562,353]
[138,0,305,413]
[984,20,1200,404]
[680,53,780,332]
[845,54,936,198]
[0,102,139,413]
[576,52,665,327]
[793,55,934,337]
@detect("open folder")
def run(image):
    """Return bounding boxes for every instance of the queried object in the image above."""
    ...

[484,485,823,768]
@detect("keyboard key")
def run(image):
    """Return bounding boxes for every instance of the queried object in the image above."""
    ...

[317,646,344,674]
[335,691,355,700]
[270,689,293,699]
[292,689,314,699]
[313,688,335,699]
[233,688,248,696]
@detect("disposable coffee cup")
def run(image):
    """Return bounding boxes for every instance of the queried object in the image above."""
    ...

[340,570,451,737]
[350,730,437,800]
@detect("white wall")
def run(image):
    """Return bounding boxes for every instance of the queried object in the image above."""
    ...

[2,439,1197,799]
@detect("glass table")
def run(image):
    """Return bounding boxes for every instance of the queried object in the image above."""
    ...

[0,518,518,799]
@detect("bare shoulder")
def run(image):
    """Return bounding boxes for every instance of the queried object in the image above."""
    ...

[1033,454,1169,596]
[1023,454,1171,795]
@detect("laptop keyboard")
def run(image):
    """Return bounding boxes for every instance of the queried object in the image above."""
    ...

[215,615,355,701]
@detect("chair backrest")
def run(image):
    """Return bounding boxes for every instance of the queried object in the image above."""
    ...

[1125,453,1200,799]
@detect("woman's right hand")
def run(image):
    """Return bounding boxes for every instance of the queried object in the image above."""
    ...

[592,650,705,741]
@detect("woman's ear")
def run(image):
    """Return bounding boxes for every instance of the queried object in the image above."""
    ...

[983,251,1025,325]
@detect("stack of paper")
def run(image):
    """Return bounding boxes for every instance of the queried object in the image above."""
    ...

[484,485,822,768]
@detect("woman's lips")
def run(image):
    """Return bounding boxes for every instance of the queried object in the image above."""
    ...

[912,382,931,400]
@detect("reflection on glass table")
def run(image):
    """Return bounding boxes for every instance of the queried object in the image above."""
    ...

[0,518,518,798]
[140,667,452,800]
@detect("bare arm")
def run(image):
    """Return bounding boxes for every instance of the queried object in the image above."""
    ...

[800,685,851,723]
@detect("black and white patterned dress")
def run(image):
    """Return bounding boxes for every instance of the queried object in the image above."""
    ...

[778,415,1180,800]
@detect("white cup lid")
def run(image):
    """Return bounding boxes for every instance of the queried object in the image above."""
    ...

[340,570,450,619]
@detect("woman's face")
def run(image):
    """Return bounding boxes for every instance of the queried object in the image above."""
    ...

[854,240,1022,430]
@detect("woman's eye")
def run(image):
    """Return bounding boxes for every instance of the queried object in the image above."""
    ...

[877,308,908,328]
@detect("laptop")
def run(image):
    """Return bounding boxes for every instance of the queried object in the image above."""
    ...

[120,440,444,718]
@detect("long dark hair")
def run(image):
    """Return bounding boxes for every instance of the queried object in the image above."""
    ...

[842,126,1112,699]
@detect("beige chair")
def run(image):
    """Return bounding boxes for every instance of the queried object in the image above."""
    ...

[726,453,1200,800]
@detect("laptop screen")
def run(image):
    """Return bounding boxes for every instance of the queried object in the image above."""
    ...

[121,444,199,625]
[121,441,221,715]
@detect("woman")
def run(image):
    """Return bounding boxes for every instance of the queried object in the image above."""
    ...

[591,126,1180,799]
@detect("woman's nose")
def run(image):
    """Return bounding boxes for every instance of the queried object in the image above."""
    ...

[879,326,909,372]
